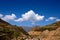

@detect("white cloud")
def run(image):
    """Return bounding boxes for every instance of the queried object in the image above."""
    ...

[2,13,16,21]
[56,19,60,21]
[46,17,56,21]
[0,14,3,18]
[15,10,44,23]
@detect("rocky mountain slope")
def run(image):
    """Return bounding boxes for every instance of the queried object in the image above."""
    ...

[30,21,60,32]
[28,21,60,40]
[0,18,60,40]
[0,19,28,40]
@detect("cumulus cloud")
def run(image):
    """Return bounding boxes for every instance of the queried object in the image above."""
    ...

[15,10,44,23]
[2,13,16,21]
[46,17,56,21]
[0,14,3,18]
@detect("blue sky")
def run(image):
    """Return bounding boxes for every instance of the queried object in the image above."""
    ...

[0,0,60,27]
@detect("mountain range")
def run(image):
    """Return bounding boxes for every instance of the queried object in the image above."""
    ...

[0,19,28,40]
[0,18,60,40]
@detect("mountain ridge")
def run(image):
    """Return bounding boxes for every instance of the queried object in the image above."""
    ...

[28,21,60,40]
[0,18,60,40]
[30,21,60,32]
[0,19,28,40]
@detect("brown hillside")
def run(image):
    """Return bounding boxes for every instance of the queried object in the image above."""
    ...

[30,21,60,32]
[0,19,28,40]
[28,21,60,36]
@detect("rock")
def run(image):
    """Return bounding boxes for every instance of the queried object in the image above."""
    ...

[28,31,41,36]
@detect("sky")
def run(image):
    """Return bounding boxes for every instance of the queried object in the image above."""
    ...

[0,0,60,27]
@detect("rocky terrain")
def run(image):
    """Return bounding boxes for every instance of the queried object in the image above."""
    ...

[0,19,29,40]
[28,21,60,40]
[0,18,60,40]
